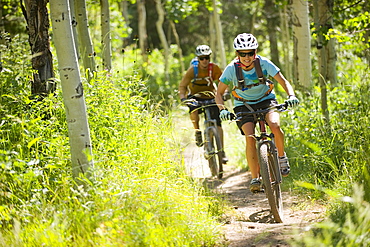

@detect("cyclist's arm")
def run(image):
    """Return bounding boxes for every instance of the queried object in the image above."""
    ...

[178,68,193,100]
[213,65,230,95]
[215,81,229,110]
[273,72,296,96]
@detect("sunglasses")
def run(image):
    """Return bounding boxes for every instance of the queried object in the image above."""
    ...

[238,51,255,57]
[199,56,210,61]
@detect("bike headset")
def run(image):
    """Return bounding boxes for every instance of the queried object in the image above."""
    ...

[231,33,274,103]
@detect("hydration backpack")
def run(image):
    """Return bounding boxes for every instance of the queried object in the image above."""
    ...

[231,57,274,102]
[190,57,213,86]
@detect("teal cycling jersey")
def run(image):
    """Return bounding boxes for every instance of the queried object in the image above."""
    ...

[220,55,279,106]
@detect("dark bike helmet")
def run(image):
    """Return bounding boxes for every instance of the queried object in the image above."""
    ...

[233,33,258,50]
[195,45,212,56]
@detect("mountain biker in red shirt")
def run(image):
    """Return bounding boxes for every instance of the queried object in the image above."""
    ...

[179,45,229,163]
[215,33,299,192]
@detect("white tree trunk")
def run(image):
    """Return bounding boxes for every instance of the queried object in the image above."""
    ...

[100,0,112,71]
[68,0,79,61]
[212,0,226,69]
[313,0,330,122]
[137,0,147,62]
[314,0,337,87]
[209,17,217,63]
[291,0,312,90]
[154,0,170,82]
[279,5,292,81]
[49,0,93,180]
[170,21,185,74]
[264,0,281,68]
[74,0,96,78]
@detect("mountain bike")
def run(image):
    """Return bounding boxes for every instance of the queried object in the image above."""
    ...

[235,102,288,223]
[183,96,227,179]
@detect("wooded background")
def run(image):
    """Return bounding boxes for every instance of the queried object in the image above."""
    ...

[0,1,370,245]
[2,0,369,94]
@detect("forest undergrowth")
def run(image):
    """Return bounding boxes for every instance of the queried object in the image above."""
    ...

[0,39,225,245]
[0,35,369,246]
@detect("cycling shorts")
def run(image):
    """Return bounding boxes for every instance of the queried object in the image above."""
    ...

[233,99,278,135]
[187,97,222,127]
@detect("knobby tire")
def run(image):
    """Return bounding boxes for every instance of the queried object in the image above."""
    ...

[206,127,223,179]
[259,142,284,223]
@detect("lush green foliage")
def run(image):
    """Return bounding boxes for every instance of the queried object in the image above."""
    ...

[283,51,370,198]
[1,0,370,244]
[291,184,370,246]
[0,38,224,246]
[278,50,370,244]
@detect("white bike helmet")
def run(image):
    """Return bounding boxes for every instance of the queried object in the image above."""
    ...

[195,45,212,56]
[233,33,258,50]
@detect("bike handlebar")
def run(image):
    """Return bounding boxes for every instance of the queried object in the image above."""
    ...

[235,102,289,119]
[182,98,216,108]
[181,90,230,108]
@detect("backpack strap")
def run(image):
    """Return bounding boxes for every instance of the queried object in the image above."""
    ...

[191,62,214,87]
[254,57,266,84]
[234,61,245,89]
[231,57,274,102]
[191,58,199,78]
[208,62,213,80]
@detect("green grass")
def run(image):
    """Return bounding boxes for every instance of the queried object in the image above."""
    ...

[1,33,370,246]
[0,66,225,246]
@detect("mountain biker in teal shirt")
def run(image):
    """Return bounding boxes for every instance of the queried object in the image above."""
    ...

[215,33,299,193]
[220,55,279,105]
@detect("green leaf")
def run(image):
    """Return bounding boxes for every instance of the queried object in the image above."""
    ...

[27,137,42,149]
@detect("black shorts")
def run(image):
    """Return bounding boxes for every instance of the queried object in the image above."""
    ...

[187,97,222,127]
[234,99,278,135]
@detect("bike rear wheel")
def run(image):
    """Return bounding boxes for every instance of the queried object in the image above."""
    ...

[205,127,223,179]
[259,141,283,223]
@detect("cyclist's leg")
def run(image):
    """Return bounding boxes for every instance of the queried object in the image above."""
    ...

[266,111,290,176]
[234,105,259,178]
[241,122,260,179]
[188,104,203,146]
[190,110,200,129]
[266,111,284,157]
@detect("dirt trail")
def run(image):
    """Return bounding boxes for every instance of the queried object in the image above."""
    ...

[183,142,325,247]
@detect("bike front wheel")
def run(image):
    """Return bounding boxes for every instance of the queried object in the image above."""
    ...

[205,127,223,179]
[259,141,283,223]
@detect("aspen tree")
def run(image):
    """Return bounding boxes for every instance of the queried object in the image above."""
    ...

[74,0,96,78]
[100,0,112,71]
[291,0,312,90]
[154,0,170,82]
[212,0,226,69]
[21,0,55,96]
[49,0,93,181]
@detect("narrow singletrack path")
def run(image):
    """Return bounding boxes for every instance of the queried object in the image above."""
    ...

[183,141,325,247]
[175,109,324,246]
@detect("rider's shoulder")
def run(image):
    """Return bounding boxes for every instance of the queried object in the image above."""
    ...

[211,62,221,70]
[183,66,195,77]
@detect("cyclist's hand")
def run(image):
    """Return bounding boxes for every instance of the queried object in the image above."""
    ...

[286,95,299,107]
[222,92,231,101]
[219,109,235,121]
